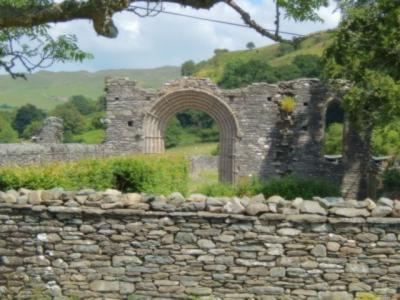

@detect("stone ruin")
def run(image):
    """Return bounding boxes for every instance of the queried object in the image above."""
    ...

[32,116,64,143]
[0,77,388,198]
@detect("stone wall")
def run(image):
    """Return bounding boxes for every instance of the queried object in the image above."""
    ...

[0,144,111,166]
[1,189,400,299]
[189,155,218,177]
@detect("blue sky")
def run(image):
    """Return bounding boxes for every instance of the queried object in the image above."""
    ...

[34,0,341,72]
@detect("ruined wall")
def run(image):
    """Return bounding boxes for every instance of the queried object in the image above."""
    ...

[0,144,110,166]
[1,189,400,300]
[104,77,344,184]
[0,77,344,185]
[189,155,218,177]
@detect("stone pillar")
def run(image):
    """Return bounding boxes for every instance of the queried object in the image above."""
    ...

[33,117,64,144]
[341,120,371,199]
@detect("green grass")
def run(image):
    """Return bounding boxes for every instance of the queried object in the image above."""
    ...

[0,67,180,111]
[189,169,218,194]
[166,142,218,156]
[195,31,334,82]
[72,129,105,144]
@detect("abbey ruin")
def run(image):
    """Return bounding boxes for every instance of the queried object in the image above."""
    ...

[0,77,374,198]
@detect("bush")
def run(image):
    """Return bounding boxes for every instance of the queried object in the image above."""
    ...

[0,155,189,195]
[355,293,381,300]
[383,168,400,193]
[260,176,341,200]
[197,183,237,197]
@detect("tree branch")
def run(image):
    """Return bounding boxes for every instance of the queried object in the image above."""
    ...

[0,0,131,38]
[0,0,292,43]
[224,0,290,43]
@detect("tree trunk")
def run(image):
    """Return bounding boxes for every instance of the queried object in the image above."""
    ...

[341,120,372,199]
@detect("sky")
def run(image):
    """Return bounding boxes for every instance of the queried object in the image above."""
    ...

[34,0,341,72]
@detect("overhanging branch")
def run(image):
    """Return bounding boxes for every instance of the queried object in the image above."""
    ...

[224,0,289,43]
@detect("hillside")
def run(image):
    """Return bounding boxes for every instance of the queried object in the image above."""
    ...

[194,31,334,82]
[0,67,180,111]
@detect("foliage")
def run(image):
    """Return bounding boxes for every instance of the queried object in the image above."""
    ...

[197,183,237,197]
[12,104,46,135]
[181,60,196,76]
[324,123,343,155]
[218,59,277,89]
[260,176,341,199]
[323,121,400,156]
[196,175,340,199]
[0,155,189,195]
[165,117,185,148]
[195,31,334,82]
[0,23,92,78]
[90,111,107,130]
[277,42,295,57]
[293,54,321,77]
[274,64,301,81]
[0,114,18,142]
[166,109,219,149]
[71,129,105,144]
[52,103,85,141]
[214,49,229,55]
[68,95,97,115]
[280,96,296,113]
[324,0,400,130]
[21,119,43,139]
[383,169,400,193]
[372,121,400,156]
[246,42,255,50]
[211,144,219,156]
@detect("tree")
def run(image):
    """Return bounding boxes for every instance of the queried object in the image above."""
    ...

[181,60,196,76]
[12,104,46,135]
[218,59,277,88]
[293,54,321,77]
[324,0,400,198]
[52,103,85,141]
[246,42,255,50]
[0,0,331,77]
[69,95,97,115]
[0,114,18,142]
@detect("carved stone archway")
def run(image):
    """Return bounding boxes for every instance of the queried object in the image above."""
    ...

[143,89,239,183]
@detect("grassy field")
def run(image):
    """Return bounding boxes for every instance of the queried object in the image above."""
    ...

[72,129,105,144]
[194,31,334,82]
[0,67,180,111]
[166,142,218,156]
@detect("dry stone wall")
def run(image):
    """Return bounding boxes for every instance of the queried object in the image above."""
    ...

[1,189,400,300]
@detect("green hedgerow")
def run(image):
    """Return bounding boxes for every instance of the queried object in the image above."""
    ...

[0,154,189,196]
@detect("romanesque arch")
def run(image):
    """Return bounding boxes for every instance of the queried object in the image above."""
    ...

[143,89,239,183]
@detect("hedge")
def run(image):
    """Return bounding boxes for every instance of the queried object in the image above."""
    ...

[0,155,189,196]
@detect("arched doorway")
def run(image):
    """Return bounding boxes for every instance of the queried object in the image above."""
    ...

[143,89,239,183]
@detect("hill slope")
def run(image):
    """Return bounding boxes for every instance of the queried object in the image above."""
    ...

[194,31,334,82]
[0,67,180,111]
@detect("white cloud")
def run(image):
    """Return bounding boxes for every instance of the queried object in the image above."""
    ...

[32,0,342,71]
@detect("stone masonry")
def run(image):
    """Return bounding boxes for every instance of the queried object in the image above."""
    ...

[0,189,400,299]
[105,77,345,184]
[0,77,365,195]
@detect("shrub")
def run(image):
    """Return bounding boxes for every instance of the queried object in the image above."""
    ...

[197,183,236,197]
[0,155,189,195]
[260,176,341,200]
[383,168,400,193]
[281,96,296,113]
